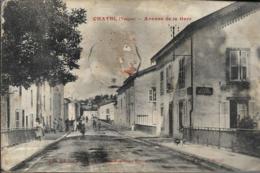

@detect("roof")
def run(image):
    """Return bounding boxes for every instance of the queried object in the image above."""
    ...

[151,2,260,62]
[117,65,157,93]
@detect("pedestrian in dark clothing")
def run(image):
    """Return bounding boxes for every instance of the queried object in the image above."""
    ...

[93,119,96,129]
[97,121,101,131]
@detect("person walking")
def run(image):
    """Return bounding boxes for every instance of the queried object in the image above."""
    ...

[93,119,96,130]
[35,119,44,140]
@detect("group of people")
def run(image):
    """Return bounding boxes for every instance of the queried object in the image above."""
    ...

[92,118,101,131]
[72,116,102,135]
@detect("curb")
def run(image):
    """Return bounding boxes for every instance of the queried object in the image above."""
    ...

[107,125,240,172]
[8,132,70,171]
[136,138,240,172]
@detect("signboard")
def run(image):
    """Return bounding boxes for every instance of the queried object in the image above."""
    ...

[196,87,213,95]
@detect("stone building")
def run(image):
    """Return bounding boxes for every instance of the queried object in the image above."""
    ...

[1,82,65,147]
[116,77,135,128]
[116,66,161,134]
[98,101,116,123]
[150,2,260,138]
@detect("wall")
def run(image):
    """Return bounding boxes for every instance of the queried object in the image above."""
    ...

[192,10,260,129]
[40,82,53,130]
[1,95,8,129]
[98,102,116,121]
[8,85,38,129]
[52,85,64,130]
[83,110,97,120]
[134,70,159,135]
[68,102,76,120]
[116,83,134,128]
[155,37,192,137]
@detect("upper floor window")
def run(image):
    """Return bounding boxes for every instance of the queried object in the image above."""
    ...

[50,98,52,111]
[149,87,156,102]
[228,49,249,81]
[31,90,33,107]
[178,58,185,89]
[160,71,164,95]
[106,108,110,114]
[166,64,173,92]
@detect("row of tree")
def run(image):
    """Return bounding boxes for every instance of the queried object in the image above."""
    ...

[1,0,86,94]
[81,94,117,106]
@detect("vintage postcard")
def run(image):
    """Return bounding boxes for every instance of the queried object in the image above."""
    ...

[1,0,260,172]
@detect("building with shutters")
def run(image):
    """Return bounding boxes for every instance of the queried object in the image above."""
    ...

[150,2,260,138]
[116,66,161,135]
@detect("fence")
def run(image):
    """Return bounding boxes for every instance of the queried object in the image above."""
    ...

[1,128,37,148]
[183,127,260,157]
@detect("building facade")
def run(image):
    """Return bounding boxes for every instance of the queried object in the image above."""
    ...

[98,101,116,123]
[116,66,162,135]
[150,2,260,137]
[116,78,135,128]
[83,109,98,120]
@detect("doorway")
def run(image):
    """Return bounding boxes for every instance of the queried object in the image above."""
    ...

[168,101,173,136]
[179,101,184,130]
[230,100,248,128]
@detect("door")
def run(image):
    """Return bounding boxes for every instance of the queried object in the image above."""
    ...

[169,101,173,136]
[179,101,184,130]
[230,100,237,128]
[230,100,248,128]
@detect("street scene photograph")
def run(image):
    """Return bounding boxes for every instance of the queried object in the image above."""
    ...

[1,0,260,172]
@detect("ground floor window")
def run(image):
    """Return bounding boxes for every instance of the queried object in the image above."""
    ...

[16,111,19,128]
[26,116,28,128]
[160,103,164,117]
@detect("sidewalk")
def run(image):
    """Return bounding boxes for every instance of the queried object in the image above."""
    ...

[122,130,260,172]
[1,131,69,171]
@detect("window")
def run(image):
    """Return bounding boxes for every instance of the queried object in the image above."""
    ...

[149,87,156,102]
[49,115,52,127]
[160,103,164,117]
[50,98,52,111]
[16,111,19,128]
[166,64,173,92]
[160,71,164,95]
[22,110,25,128]
[106,108,110,114]
[26,116,28,128]
[44,96,46,110]
[228,49,249,81]
[31,90,33,107]
[178,58,185,89]
[31,114,34,128]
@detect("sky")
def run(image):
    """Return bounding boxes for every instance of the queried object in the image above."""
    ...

[64,0,232,100]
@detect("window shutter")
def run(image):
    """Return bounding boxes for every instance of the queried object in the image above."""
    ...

[226,49,230,82]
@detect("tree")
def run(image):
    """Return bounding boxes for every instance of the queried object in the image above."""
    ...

[1,0,86,93]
